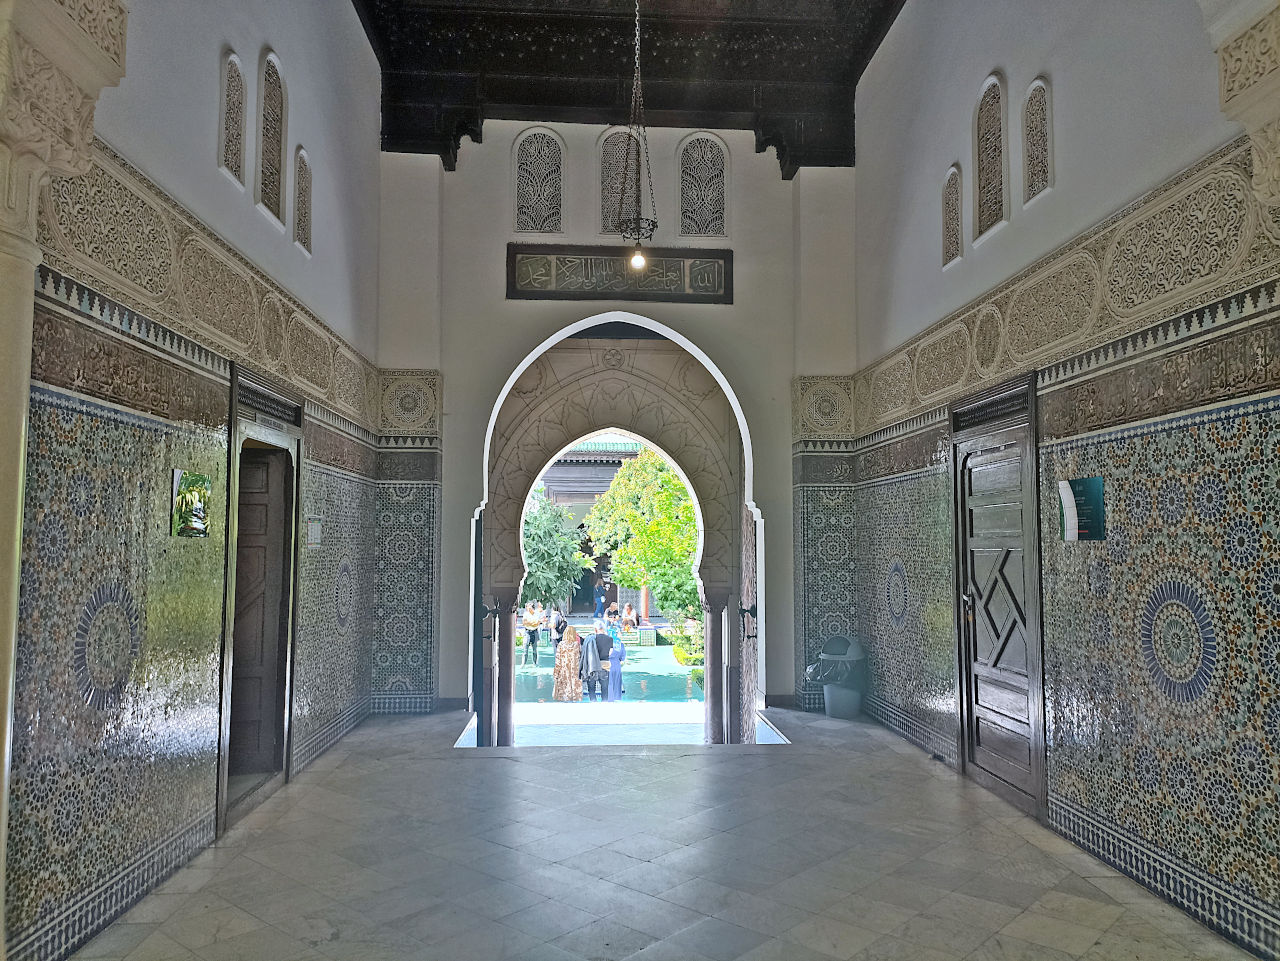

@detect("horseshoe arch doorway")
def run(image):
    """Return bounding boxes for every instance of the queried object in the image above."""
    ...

[470,313,764,747]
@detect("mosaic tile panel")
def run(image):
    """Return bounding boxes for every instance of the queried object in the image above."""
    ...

[372,482,440,713]
[851,467,959,763]
[1040,392,1280,957]
[792,483,858,711]
[291,462,375,771]
[8,385,227,961]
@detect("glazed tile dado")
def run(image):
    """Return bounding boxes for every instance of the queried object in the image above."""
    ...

[9,383,228,961]
[1039,391,1280,958]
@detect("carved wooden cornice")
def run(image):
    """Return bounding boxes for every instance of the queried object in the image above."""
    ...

[351,0,905,177]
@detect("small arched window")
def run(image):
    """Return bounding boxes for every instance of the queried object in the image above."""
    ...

[975,75,1006,238]
[259,55,286,221]
[515,130,563,232]
[600,130,641,234]
[220,54,245,183]
[1024,79,1052,202]
[294,149,312,253]
[943,166,961,266]
[679,135,726,236]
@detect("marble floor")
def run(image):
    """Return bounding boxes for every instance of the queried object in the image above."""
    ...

[71,710,1258,961]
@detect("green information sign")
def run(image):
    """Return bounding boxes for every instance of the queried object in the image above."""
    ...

[1058,476,1106,542]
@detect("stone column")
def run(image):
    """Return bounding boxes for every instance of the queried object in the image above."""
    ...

[1199,0,1280,204]
[495,593,517,747]
[724,586,743,745]
[703,589,727,744]
[0,2,124,952]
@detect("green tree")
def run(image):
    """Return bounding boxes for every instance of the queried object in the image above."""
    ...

[521,487,594,605]
[585,449,699,616]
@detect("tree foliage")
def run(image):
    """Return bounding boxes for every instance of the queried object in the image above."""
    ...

[521,488,594,605]
[585,449,699,616]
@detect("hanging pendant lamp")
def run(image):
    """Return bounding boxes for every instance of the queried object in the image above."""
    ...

[617,0,657,270]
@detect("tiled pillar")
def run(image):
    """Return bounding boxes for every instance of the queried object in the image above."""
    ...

[0,3,124,951]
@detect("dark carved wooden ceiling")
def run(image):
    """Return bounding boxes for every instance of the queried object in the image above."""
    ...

[349,0,905,178]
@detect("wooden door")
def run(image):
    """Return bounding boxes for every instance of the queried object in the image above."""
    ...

[956,423,1045,815]
[230,449,289,774]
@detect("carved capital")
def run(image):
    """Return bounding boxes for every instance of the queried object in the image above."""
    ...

[0,29,96,176]
[1211,2,1280,204]
[1248,115,1280,204]
[0,0,125,252]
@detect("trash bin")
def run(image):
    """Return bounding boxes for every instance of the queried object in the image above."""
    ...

[804,636,868,719]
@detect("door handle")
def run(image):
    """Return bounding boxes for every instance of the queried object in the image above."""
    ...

[962,593,975,626]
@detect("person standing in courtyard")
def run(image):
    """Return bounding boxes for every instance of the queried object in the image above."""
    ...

[593,578,608,618]
[605,631,627,701]
[521,601,542,667]
[549,604,566,650]
[582,620,610,701]
[553,625,583,701]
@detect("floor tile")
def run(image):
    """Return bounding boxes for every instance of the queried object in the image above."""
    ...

[785,916,881,960]
[666,917,771,961]
[551,917,656,960]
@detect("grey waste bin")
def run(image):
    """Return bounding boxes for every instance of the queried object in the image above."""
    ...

[804,636,868,719]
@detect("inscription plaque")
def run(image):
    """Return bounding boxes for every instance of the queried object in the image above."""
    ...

[507,243,732,304]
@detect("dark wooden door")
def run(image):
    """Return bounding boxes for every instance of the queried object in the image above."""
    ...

[956,423,1045,815]
[230,449,289,775]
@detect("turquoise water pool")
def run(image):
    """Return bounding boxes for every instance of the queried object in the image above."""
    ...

[514,643,703,703]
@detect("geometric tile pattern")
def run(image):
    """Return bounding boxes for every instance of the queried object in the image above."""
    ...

[851,467,960,764]
[9,385,227,961]
[1040,392,1280,955]
[792,483,858,711]
[372,481,441,713]
[291,463,376,772]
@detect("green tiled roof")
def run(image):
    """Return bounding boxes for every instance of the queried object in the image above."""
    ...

[567,440,642,454]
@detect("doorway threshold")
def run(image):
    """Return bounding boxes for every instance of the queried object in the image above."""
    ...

[225,770,284,827]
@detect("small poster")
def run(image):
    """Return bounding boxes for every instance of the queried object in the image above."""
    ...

[1059,476,1106,542]
[305,515,323,548]
[171,469,212,538]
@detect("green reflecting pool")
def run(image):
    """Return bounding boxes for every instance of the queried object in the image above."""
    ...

[514,644,703,703]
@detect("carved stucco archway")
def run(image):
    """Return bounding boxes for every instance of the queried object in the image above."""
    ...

[485,338,740,602]
[476,322,759,746]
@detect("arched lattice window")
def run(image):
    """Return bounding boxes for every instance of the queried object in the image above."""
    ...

[294,149,312,252]
[680,135,726,236]
[221,54,244,182]
[600,130,640,234]
[975,76,1006,237]
[515,131,563,232]
[1024,80,1052,202]
[259,56,286,221]
[943,166,961,266]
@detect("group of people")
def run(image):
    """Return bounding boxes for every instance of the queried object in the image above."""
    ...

[519,596,642,703]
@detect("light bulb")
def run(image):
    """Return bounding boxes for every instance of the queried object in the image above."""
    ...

[630,245,646,270]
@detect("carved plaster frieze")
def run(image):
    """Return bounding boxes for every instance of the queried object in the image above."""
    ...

[803,138,1280,441]
[791,376,855,440]
[34,141,409,434]
[380,369,441,437]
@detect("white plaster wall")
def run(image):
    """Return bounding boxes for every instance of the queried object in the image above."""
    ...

[793,167,858,373]
[379,153,444,369]
[854,0,1241,363]
[94,0,382,356]
[375,119,852,700]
